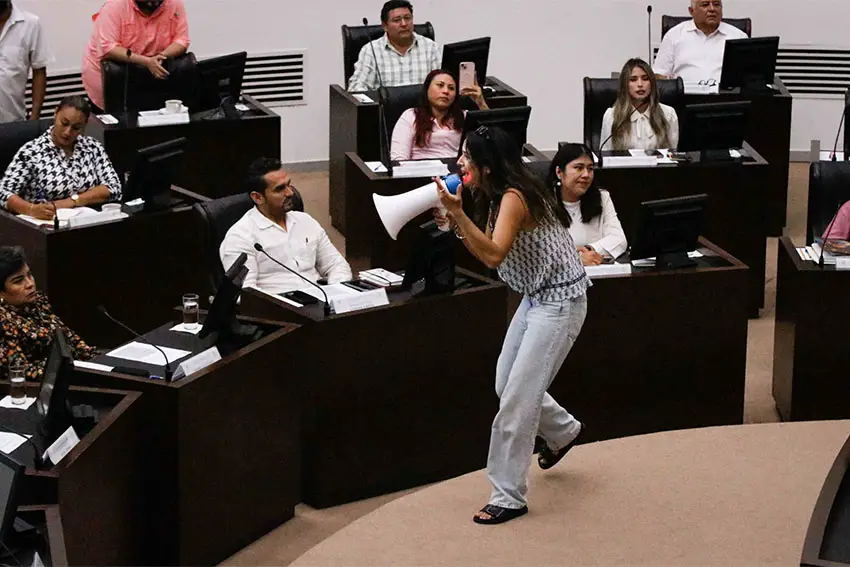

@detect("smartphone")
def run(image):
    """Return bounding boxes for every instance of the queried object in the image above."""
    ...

[459,62,476,91]
[341,279,380,292]
[281,290,319,305]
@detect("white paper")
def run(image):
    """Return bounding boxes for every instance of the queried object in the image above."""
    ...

[106,342,191,365]
[73,360,114,373]
[836,256,850,270]
[45,426,80,465]
[247,286,303,307]
[0,396,36,410]
[729,149,742,159]
[234,103,250,112]
[172,346,222,381]
[16,215,54,227]
[351,93,374,103]
[365,161,388,173]
[0,432,30,455]
[331,288,390,315]
[97,113,119,125]
[683,82,719,94]
[30,551,45,567]
[295,283,360,303]
[584,264,633,277]
[169,323,202,335]
[397,159,444,167]
[631,250,704,267]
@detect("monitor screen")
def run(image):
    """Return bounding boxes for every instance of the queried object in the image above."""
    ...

[122,137,186,210]
[199,252,248,341]
[719,36,780,92]
[194,52,248,112]
[37,329,74,449]
[0,453,22,544]
[677,101,750,155]
[630,194,708,270]
[440,37,491,87]
[402,220,455,295]
[461,106,532,158]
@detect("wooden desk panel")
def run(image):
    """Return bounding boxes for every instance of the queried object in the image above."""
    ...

[772,236,850,421]
[240,270,507,508]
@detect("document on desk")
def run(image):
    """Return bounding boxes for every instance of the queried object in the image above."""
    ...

[631,250,704,267]
[351,93,374,104]
[584,264,633,277]
[365,161,388,173]
[106,342,191,365]
[16,214,54,227]
[297,283,360,303]
[0,432,30,455]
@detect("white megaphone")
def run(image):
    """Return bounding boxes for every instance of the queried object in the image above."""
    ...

[373,174,464,240]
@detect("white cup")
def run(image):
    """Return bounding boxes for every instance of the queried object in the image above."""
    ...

[164,99,183,114]
[102,203,122,214]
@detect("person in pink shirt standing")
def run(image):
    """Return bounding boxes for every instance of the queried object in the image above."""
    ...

[81,0,190,112]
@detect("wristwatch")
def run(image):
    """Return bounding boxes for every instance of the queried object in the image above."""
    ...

[70,193,79,207]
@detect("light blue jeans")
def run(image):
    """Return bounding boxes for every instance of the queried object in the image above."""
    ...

[487,293,587,509]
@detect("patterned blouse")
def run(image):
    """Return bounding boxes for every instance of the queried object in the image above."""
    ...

[0,293,96,381]
[0,128,122,209]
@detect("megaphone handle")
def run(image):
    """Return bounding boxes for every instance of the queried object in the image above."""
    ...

[436,205,451,231]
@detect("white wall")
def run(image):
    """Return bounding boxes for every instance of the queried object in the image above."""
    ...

[17,0,850,163]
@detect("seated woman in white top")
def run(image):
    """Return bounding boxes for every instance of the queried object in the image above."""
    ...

[600,58,679,151]
[390,69,488,161]
[548,143,627,266]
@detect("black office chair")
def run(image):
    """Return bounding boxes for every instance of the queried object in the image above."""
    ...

[193,189,305,292]
[660,15,752,39]
[526,159,552,187]
[383,84,422,134]
[0,118,51,175]
[582,77,685,151]
[807,161,850,244]
[101,52,198,114]
[843,87,850,159]
[341,21,435,89]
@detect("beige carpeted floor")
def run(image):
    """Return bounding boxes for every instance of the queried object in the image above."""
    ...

[221,163,813,567]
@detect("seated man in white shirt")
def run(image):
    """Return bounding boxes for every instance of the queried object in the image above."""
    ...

[347,0,440,92]
[220,158,352,294]
[653,0,748,83]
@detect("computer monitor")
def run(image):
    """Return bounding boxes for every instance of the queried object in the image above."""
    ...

[0,453,23,546]
[677,101,750,160]
[461,106,532,158]
[440,37,491,87]
[630,194,708,270]
[36,329,75,451]
[402,220,455,295]
[199,252,254,348]
[123,137,187,211]
[194,52,248,112]
[719,36,780,93]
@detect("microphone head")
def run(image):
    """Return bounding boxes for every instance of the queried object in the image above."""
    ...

[253,242,264,252]
[647,4,652,12]
[96,305,108,315]
[362,17,369,25]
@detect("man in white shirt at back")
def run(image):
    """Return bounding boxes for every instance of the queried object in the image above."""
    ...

[653,0,747,83]
[0,1,51,122]
[220,158,352,294]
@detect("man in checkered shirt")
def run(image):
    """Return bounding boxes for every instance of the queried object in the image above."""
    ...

[347,0,441,92]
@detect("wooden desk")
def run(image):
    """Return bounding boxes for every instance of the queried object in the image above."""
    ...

[0,385,143,566]
[329,77,527,235]
[16,505,69,567]
[595,143,769,317]
[682,76,792,236]
[239,269,507,508]
[73,317,300,566]
[547,238,748,442]
[88,95,280,200]
[0,191,208,348]
[773,236,850,421]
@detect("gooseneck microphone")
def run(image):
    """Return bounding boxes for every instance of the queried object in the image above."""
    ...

[647,5,653,64]
[363,17,392,175]
[0,423,45,469]
[97,305,173,381]
[253,243,332,316]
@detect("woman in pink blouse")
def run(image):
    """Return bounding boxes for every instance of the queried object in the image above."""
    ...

[390,69,488,161]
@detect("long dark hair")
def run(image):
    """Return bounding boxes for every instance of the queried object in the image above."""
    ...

[547,143,602,227]
[465,126,570,230]
[413,69,464,149]
[611,58,671,150]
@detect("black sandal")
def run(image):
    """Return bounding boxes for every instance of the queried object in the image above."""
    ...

[538,422,584,470]
[472,504,528,525]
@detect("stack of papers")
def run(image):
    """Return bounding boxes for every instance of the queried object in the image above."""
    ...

[106,342,191,365]
[393,160,450,178]
[359,268,404,287]
[138,107,190,127]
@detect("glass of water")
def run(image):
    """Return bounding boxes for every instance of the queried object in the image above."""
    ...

[182,293,200,331]
[8,363,26,405]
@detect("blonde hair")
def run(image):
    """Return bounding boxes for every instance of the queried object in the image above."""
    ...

[611,58,671,151]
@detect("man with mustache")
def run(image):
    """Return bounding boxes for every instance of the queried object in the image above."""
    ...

[220,158,352,295]
[82,0,190,112]
[0,0,51,122]
[653,0,747,83]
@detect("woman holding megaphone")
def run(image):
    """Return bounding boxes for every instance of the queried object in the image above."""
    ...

[435,125,590,525]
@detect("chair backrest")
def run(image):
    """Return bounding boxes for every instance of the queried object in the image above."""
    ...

[582,77,685,150]
[0,118,51,175]
[526,159,552,188]
[383,84,423,134]
[101,52,198,114]
[844,88,850,158]
[808,161,850,244]
[661,15,752,39]
[341,22,435,88]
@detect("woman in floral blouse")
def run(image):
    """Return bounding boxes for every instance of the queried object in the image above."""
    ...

[0,246,96,380]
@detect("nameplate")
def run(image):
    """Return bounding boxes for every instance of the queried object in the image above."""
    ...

[835,256,850,270]
[45,426,80,465]
[331,288,389,314]
[172,346,222,381]
[601,156,658,168]
[584,263,633,278]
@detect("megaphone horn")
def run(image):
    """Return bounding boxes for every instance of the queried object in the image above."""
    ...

[373,174,463,240]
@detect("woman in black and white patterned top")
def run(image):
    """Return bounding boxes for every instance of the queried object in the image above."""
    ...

[0,95,121,220]
[436,126,589,526]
